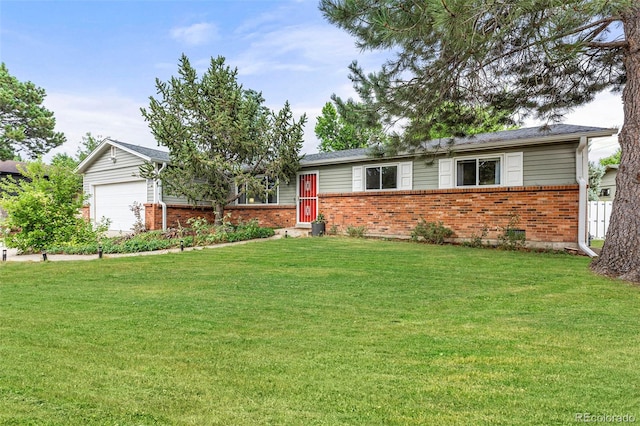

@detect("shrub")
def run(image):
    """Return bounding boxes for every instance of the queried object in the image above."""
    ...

[46,219,274,255]
[497,214,526,250]
[0,160,107,253]
[346,225,367,238]
[411,219,453,245]
[463,225,488,248]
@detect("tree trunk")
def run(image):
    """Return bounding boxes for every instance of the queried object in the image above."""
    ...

[214,202,224,226]
[591,7,640,283]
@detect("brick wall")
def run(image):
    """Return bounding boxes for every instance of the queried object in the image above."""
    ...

[226,205,296,228]
[318,185,580,245]
[144,185,580,247]
[144,203,296,230]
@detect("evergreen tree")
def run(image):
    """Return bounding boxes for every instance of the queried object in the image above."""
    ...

[0,63,65,160]
[320,0,640,282]
[141,55,306,224]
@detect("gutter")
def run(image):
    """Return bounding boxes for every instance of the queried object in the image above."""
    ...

[576,136,598,257]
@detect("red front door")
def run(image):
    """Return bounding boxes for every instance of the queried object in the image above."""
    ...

[298,173,317,223]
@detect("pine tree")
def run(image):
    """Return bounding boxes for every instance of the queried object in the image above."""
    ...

[141,55,306,224]
[320,0,640,282]
[0,63,66,160]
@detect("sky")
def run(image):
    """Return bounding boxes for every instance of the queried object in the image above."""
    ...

[0,0,624,162]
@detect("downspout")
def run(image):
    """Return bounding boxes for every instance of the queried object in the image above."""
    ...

[156,162,168,231]
[576,136,598,257]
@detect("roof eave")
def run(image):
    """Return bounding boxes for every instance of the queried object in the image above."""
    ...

[300,128,618,167]
[75,138,157,174]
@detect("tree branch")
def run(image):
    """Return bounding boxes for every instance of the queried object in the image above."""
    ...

[586,40,628,49]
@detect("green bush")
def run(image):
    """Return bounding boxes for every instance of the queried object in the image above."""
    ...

[0,160,107,253]
[46,219,275,255]
[411,219,453,245]
[346,225,367,238]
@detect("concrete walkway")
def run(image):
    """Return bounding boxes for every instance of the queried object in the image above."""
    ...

[1,227,310,263]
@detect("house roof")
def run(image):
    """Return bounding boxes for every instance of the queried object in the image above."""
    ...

[0,160,27,175]
[74,124,618,173]
[75,138,170,173]
[301,124,618,166]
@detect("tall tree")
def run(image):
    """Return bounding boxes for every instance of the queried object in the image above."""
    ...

[0,63,66,160]
[315,100,375,152]
[320,0,640,282]
[141,55,306,224]
[51,132,105,169]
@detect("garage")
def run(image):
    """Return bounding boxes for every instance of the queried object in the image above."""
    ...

[94,181,147,232]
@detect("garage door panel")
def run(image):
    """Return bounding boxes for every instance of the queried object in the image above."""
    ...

[94,181,147,232]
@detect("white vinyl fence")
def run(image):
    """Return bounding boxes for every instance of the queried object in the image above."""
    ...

[589,201,613,239]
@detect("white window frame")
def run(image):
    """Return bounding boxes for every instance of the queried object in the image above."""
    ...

[365,163,398,191]
[355,161,412,192]
[439,152,523,189]
[236,176,279,205]
[454,154,503,188]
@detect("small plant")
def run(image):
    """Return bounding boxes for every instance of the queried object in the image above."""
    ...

[129,201,146,234]
[187,216,213,246]
[346,225,367,238]
[328,224,339,235]
[411,219,453,245]
[497,214,526,250]
[464,225,488,248]
[312,213,326,224]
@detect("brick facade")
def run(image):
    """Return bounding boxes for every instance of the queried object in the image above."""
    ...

[318,185,580,246]
[144,203,296,230]
[145,185,580,248]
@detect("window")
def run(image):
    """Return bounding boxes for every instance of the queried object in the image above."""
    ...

[456,157,501,187]
[237,177,278,204]
[366,165,398,190]
[600,188,611,197]
[439,153,522,189]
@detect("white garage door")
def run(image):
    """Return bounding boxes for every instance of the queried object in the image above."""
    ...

[94,181,147,232]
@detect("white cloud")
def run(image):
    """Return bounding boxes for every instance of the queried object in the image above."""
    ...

[526,91,623,162]
[232,24,373,76]
[43,91,157,161]
[170,22,218,46]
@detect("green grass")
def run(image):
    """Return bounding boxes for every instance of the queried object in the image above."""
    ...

[1,238,638,425]
[590,239,605,248]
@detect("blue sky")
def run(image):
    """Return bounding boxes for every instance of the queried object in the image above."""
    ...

[0,0,623,160]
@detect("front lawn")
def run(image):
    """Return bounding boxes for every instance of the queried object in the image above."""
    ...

[0,238,638,425]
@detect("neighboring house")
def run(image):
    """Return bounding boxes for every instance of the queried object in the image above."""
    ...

[0,160,28,219]
[599,164,618,201]
[76,125,616,253]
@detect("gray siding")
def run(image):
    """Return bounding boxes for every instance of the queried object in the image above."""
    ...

[82,148,150,199]
[278,180,297,206]
[318,164,353,193]
[520,143,577,186]
[600,168,617,201]
[305,141,579,193]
